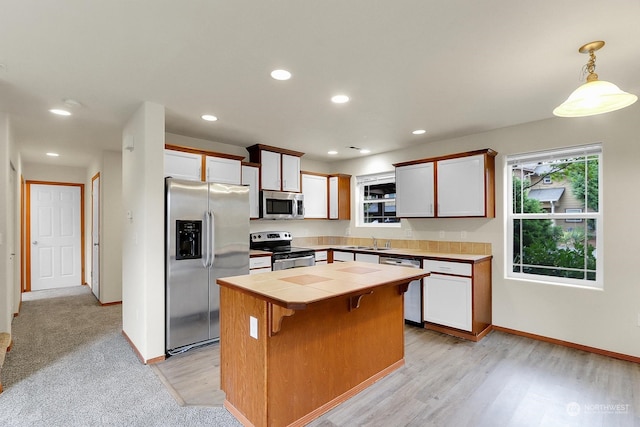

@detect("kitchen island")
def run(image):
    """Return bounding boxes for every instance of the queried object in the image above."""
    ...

[217,261,429,427]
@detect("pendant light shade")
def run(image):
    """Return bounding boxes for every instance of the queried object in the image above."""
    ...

[553,41,637,118]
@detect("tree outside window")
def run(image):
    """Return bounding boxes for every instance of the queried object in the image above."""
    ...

[507,144,602,287]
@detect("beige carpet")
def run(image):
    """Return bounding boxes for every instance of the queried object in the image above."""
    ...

[151,343,226,407]
[2,285,240,426]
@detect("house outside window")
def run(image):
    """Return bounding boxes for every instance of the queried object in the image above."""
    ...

[506,144,603,288]
[356,172,400,227]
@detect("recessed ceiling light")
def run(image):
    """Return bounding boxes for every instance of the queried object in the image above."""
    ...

[270,69,292,81]
[328,150,338,155]
[201,114,218,122]
[331,95,350,104]
[412,129,426,135]
[46,152,60,157]
[359,149,371,154]
[49,109,71,116]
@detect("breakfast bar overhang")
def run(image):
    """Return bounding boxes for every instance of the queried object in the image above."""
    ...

[217,261,429,427]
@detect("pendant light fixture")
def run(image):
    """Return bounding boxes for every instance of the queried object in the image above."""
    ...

[553,41,637,117]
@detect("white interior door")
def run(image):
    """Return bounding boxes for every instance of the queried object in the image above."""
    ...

[91,176,100,299]
[30,184,82,291]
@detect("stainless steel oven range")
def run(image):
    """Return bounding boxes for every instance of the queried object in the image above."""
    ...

[250,231,315,271]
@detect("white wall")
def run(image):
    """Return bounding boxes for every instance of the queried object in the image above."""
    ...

[22,162,87,183]
[122,102,165,362]
[85,150,123,304]
[336,102,640,358]
[102,150,123,303]
[0,112,11,333]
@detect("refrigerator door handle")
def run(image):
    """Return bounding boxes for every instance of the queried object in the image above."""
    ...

[208,210,215,269]
[203,210,211,268]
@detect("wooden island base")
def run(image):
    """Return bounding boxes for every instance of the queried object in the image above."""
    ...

[218,262,427,427]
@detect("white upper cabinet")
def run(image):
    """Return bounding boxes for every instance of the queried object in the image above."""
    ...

[164,149,201,181]
[396,162,434,217]
[260,150,281,191]
[205,155,241,185]
[246,144,305,192]
[282,154,301,192]
[242,164,260,219]
[394,149,496,218]
[302,173,328,218]
[437,154,485,217]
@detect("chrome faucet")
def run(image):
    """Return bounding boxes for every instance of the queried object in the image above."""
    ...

[372,236,378,250]
[385,239,391,249]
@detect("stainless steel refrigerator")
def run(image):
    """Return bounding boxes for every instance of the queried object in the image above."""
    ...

[165,178,250,354]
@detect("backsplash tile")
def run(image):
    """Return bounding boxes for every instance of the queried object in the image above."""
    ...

[293,236,492,255]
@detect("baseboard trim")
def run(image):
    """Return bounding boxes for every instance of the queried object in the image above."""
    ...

[493,326,640,364]
[424,323,493,342]
[100,301,122,307]
[121,330,165,365]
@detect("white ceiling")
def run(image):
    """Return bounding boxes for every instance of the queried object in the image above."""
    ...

[2,1,639,167]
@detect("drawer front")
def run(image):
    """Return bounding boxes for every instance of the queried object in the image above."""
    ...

[249,267,272,275]
[424,259,471,276]
[250,256,272,269]
[315,250,328,262]
[332,251,354,262]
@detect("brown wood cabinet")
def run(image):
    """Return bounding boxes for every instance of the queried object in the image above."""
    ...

[329,174,351,219]
[217,262,427,427]
[423,256,492,341]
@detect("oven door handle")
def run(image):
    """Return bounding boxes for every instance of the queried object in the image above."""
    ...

[273,254,316,271]
[292,254,315,263]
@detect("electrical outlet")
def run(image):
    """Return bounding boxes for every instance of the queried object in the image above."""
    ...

[345,227,351,236]
[439,230,445,239]
[405,228,413,237]
[637,313,640,327]
[461,231,467,239]
[250,316,258,339]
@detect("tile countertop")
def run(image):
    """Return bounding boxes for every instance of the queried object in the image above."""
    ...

[305,245,492,263]
[250,249,273,257]
[218,261,429,310]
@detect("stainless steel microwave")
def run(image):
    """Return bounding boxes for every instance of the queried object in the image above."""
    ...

[260,191,304,220]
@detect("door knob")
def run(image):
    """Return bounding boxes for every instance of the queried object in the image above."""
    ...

[32,241,38,245]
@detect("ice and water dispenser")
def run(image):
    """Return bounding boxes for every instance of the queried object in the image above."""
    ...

[175,220,202,260]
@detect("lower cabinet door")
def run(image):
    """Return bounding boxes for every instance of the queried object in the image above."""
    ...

[424,273,472,331]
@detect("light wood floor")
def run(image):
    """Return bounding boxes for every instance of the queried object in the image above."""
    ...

[151,343,225,407]
[153,326,640,426]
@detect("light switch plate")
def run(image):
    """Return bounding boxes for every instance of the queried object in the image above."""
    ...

[250,316,258,339]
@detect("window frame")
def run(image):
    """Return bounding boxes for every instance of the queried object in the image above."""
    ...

[355,172,401,228]
[505,144,603,289]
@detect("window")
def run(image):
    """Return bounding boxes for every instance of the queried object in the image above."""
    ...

[356,172,400,227]
[506,144,602,288]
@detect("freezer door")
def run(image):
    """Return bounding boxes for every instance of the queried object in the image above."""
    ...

[166,179,210,351]
[208,182,250,340]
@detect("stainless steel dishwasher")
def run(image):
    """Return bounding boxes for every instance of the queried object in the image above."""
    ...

[379,256,423,324]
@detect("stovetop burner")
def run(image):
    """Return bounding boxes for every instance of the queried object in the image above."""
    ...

[249,231,313,255]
